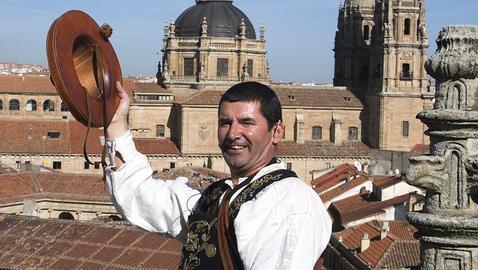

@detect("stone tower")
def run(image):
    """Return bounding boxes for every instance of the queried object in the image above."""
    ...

[334,0,434,151]
[407,25,478,270]
[158,0,269,90]
[333,0,375,88]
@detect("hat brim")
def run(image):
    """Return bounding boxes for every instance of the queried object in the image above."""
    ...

[47,10,122,128]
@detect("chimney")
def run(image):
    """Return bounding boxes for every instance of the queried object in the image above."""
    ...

[330,115,343,145]
[380,221,390,240]
[360,233,370,252]
[294,114,305,144]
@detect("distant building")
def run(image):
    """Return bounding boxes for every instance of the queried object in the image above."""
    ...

[313,163,424,230]
[322,220,420,269]
[334,0,433,151]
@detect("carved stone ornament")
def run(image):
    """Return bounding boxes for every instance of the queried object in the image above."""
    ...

[406,25,478,270]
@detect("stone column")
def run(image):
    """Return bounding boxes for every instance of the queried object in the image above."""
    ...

[406,25,478,270]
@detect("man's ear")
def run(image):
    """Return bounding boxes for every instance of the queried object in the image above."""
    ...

[272,121,284,145]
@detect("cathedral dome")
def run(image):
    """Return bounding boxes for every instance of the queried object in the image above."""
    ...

[174,0,256,39]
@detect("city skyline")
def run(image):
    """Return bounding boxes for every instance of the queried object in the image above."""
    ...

[0,0,476,83]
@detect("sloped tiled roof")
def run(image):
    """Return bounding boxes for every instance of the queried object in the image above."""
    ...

[311,163,359,188]
[134,82,173,94]
[373,175,403,189]
[154,166,230,189]
[278,141,370,158]
[329,192,411,225]
[319,175,370,203]
[0,119,179,155]
[334,220,419,269]
[0,172,108,204]
[0,214,182,269]
[0,75,56,94]
[180,85,363,109]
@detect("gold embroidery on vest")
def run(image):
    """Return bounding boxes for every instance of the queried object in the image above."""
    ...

[183,218,218,270]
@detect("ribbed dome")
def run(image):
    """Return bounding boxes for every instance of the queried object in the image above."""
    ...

[175,0,256,39]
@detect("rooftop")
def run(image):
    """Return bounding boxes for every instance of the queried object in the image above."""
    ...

[278,141,370,158]
[0,119,180,156]
[180,85,363,109]
[0,214,181,269]
[333,220,419,269]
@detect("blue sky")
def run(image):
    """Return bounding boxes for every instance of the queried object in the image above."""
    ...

[0,0,476,83]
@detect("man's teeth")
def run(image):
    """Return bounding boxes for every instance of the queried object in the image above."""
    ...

[230,145,246,150]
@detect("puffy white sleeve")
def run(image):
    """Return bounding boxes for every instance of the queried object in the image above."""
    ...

[105,131,200,242]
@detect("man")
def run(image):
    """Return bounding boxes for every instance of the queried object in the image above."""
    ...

[106,81,331,269]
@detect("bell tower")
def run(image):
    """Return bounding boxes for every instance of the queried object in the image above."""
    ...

[366,0,433,151]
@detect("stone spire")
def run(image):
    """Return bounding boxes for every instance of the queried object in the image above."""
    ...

[407,25,478,270]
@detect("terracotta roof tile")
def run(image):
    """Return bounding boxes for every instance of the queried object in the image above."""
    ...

[373,175,403,189]
[319,175,370,203]
[312,163,359,188]
[0,119,179,155]
[134,82,173,94]
[0,172,108,203]
[0,75,135,95]
[135,138,180,155]
[0,215,182,269]
[330,192,411,225]
[333,220,419,268]
[0,75,56,94]
[278,141,370,158]
[180,85,363,109]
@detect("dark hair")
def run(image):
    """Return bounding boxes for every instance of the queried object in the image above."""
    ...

[219,82,282,130]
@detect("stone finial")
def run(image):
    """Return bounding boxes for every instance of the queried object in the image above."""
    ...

[425,25,478,81]
[201,17,208,38]
[425,25,478,110]
[239,18,246,38]
[169,19,176,38]
[163,21,170,38]
[260,23,265,41]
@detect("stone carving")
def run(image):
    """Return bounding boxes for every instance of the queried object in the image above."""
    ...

[199,124,210,141]
[426,26,478,110]
[419,23,428,39]
[384,22,392,38]
[259,23,265,41]
[406,25,478,270]
[201,17,208,38]
[169,19,176,38]
[239,18,246,38]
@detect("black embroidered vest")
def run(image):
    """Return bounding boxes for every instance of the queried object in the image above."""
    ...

[179,168,297,270]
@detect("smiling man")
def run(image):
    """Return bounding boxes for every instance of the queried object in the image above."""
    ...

[105,81,331,270]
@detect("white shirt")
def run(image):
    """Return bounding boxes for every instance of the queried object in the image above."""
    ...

[105,131,332,270]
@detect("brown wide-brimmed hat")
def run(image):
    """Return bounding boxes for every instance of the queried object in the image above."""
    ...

[47,10,121,128]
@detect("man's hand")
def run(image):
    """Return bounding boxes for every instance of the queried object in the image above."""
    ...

[107,81,130,139]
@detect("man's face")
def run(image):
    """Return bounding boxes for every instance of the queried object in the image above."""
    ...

[218,101,281,178]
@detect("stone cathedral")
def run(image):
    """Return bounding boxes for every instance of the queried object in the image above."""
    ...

[157,0,269,90]
[334,0,434,151]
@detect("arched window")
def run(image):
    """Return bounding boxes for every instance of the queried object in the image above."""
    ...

[312,126,322,140]
[60,102,69,112]
[0,100,3,111]
[156,124,165,137]
[58,212,75,220]
[9,99,20,111]
[26,100,37,111]
[363,25,370,40]
[43,100,55,112]
[404,18,411,35]
[348,126,359,141]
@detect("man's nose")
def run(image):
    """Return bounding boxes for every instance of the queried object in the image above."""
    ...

[226,122,242,140]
